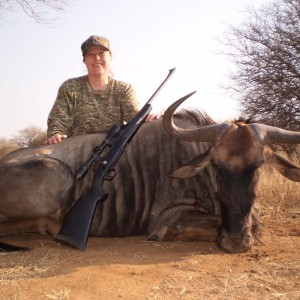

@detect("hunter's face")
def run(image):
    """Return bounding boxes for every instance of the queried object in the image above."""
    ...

[84,45,111,77]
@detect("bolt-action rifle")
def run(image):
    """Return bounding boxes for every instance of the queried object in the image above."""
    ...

[54,68,176,250]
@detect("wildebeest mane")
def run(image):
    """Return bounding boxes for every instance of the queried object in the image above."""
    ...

[174,108,216,127]
[234,117,256,124]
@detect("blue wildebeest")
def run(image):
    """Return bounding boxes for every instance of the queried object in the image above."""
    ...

[163,96,300,252]
[1,95,300,253]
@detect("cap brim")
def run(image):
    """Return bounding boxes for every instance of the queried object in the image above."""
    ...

[83,44,110,55]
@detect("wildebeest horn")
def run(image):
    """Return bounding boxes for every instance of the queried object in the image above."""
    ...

[162,91,230,143]
[250,123,300,145]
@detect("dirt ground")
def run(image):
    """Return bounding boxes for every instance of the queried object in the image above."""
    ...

[1,201,300,300]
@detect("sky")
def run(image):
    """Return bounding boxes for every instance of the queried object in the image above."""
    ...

[0,0,271,139]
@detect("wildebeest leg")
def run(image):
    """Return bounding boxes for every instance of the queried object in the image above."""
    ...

[0,216,61,237]
[148,215,220,242]
[147,200,221,242]
[171,213,220,242]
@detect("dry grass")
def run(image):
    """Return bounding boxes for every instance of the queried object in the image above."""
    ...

[147,265,300,300]
[44,288,71,300]
[258,154,300,213]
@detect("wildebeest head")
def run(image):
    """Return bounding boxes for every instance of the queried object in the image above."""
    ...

[163,92,300,253]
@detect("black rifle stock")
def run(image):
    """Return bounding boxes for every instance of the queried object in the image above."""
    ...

[54,68,176,250]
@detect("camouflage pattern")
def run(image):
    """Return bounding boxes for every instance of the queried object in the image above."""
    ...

[81,35,110,55]
[47,76,140,137]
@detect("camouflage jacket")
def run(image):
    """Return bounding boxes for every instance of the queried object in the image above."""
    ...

[47,76,140,137]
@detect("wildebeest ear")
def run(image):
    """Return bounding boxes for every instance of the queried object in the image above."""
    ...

[169,152,211,179]
[267,151,300,182]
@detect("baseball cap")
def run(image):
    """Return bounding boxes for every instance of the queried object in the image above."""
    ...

[81,35,110,56]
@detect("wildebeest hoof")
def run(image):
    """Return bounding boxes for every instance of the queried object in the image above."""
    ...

[36,217,61,236]
[147,226,177,241]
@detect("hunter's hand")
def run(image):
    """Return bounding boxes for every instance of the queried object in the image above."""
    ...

[44,133,68,144]
[145,111,164,122]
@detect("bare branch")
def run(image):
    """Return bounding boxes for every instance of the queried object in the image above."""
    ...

[221,0,300,135]
[10,126,47,147]
[0,0,70,23]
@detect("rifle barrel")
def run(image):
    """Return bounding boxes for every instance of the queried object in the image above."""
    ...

[146,68,175,105]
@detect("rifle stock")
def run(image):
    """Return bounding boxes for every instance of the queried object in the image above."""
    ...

[55,186,108,250]
[55,68,176,250]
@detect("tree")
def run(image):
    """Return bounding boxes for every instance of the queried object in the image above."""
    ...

[10,125,47,147]
[0,0,70,23]
[222,0,300,131]
[0,138,19,159]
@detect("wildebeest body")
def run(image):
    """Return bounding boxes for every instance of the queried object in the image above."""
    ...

[0,158,73,219]
[90,117,219,237]
[2,99,300,253]
[0,114,220,245]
